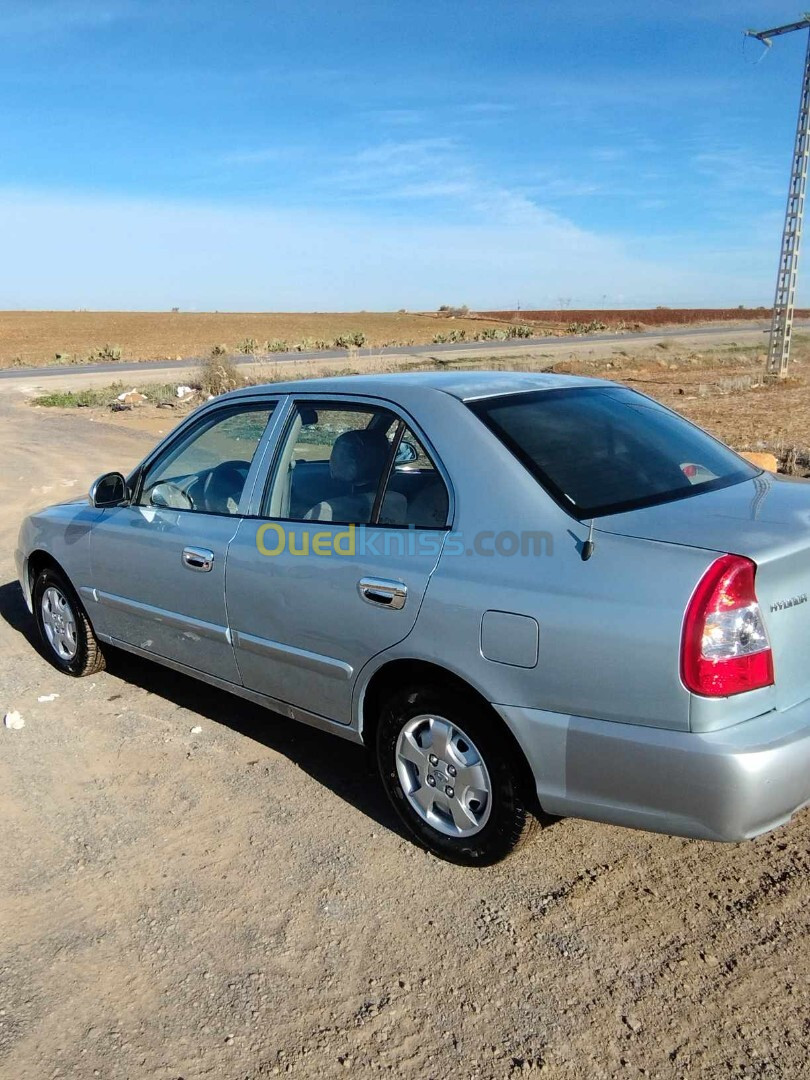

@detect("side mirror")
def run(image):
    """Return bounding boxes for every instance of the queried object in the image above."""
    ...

[149,482,193,510]
[395,440,419,466]
[89,472,129,508]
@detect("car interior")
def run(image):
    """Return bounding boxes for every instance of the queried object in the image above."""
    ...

[140,404,450,527]
[286,409,449,527]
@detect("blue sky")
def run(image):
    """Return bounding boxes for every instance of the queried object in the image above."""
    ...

[1,0,808,310]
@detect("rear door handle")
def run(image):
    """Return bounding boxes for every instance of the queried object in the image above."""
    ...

[182,546,215,572]
[358,577,407,610]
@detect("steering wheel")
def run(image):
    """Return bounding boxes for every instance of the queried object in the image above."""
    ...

[201,460,250,513]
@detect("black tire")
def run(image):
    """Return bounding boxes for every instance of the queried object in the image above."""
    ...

[32,566,106,677]
[376,682,535,865]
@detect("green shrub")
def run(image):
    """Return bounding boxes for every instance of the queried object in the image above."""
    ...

[236,337,259,354]
[87,343,122,362]
[36,388,111,408]
[334,331,366,348]
[566,320,607,335]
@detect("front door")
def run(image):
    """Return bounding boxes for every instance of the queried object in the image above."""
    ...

[226,397,451,723]
[88,400,277,682]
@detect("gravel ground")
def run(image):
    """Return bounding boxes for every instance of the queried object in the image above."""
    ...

[1,366,809,1080]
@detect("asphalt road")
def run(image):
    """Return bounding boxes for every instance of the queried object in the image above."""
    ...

[0,320,785,382]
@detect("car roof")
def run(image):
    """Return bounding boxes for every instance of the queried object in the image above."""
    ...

[224,369,610,405]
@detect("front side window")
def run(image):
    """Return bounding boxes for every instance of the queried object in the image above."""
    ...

[137,403,275,514]
[263,401,450,528]
[470,386,757,519]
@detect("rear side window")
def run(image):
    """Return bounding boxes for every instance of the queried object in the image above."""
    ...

[470,386,758,519]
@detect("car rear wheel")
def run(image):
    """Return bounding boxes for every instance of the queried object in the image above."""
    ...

[33,567,105,677]
[376,683,535,865]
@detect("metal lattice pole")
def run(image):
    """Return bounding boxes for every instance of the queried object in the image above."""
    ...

[747,16,810,379]
[765,28,810,377]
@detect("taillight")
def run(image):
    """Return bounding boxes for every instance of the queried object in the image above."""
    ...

[681,554,774,697]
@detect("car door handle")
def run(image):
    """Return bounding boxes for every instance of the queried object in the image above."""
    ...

[358,577,407,610]
[182,546,215,572]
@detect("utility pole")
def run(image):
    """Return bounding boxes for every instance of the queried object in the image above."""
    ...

[747,15,810,378]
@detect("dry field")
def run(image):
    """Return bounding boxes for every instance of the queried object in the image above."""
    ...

[0,310,509,368]
[1,334,810,1080]
[482,307,810,329]
[0,308,798,370]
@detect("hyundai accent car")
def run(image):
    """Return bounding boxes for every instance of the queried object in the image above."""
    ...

[15,371,810,864]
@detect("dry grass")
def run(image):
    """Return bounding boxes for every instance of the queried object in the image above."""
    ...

[0,310,507,368]
[196,354,244,396]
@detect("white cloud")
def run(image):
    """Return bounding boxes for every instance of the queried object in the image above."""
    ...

[0,1,138,36]
[0,186,781,310]
[327,137,607,221]
[692,146,783,197]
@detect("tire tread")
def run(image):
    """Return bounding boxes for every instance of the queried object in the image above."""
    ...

[376,680,536,866]
[33,567,106,677]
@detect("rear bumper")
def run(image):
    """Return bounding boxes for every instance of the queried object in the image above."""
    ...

[495,700,810,842]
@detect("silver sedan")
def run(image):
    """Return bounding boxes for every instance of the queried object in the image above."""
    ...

[15,371,810,864]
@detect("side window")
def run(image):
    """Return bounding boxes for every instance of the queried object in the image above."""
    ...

[137,403,275,515]
[264,402,403,524]
[264,402,450,529]
[386,426,450,529]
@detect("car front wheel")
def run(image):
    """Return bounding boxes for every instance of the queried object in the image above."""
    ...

[376,683,535,865]
[33,567,105,677]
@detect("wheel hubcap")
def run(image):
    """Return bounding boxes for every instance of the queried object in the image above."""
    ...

[41,586,78,661]
[395,714,492,837]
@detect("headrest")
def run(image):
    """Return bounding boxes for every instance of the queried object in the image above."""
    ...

[330,428,389,486]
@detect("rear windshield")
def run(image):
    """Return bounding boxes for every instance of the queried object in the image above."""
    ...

[469,385,758,519]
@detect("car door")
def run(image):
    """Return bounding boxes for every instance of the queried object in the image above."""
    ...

[87,398,279,682]
[226,396,452,724]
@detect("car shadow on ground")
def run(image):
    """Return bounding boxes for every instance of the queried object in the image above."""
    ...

[0,579,43,645]
[0,578,408,842]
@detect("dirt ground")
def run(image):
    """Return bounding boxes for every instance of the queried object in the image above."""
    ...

[0,309,801,370]
[0,311,509,368]
[1,341,809,1080]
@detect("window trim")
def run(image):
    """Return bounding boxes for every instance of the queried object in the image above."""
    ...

[256,394,454,530]
[469,385,760,521]
[370,419,405,524]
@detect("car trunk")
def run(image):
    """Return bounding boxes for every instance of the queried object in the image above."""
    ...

[596,472,810,712]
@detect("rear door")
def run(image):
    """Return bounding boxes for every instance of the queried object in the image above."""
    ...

[87,399,279,681]
[226,395,451,724]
